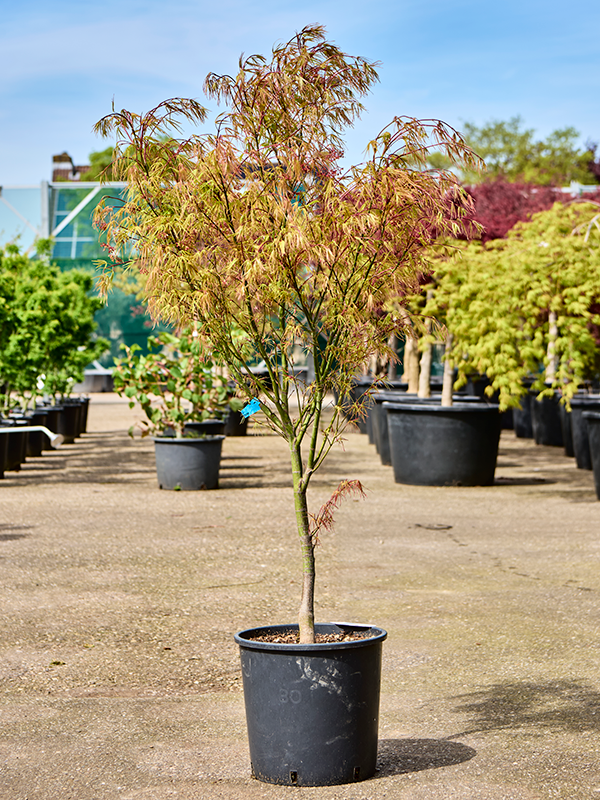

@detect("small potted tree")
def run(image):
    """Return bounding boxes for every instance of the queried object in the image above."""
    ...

[113,328,243,489]
[94,26,478,786]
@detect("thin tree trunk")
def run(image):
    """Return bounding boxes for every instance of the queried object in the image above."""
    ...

[441,333,454,407]
[290,443,315,643]
[545,309,559,383]
[417,290,434,399]
[418,343,432,398]
[387,333,397,381]
[402,337,420,393]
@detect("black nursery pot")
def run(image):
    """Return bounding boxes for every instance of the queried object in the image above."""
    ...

[385,401,501,486]
[224,409,248,436]
[184,419,226,437]
[372,394,484,467]
[153,435,224,490]
[234,623,387,787]
[351,378,374,435]
[583,411,600,500]
[0,427,8,478]
[79,396,90,435]
[559,403,574,458]
[570,395,600,470]
[40,406,63,450]
[513,393,534,439]
[531,392,563,447]
[20,409,48,457]
[58,401,80,444]
[1,419,29,471]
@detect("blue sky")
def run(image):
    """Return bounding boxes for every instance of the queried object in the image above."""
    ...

[1,0,599,185]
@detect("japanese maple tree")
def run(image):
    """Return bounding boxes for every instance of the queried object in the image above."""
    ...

[94,25,477,642]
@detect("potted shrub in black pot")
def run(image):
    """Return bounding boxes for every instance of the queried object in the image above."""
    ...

[95,26,479,786]
[113,329,243,490]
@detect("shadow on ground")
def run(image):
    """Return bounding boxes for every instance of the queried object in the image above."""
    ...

[376,738,476,776]
[0,431,155,485]
[448,679,600,736]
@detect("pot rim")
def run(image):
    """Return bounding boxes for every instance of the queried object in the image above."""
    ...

[152,434,226,443]
[235,622,387,652]
[383,401,498,413]
[582,411,600,420]
[571,396,600,406]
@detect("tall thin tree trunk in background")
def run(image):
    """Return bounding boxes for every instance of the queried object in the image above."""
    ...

[545,309,559,383]
[402,337,420,393]
[417,290,434,399]
[441,333,454,407]
[418,342,432,398]
[387,334,397,381]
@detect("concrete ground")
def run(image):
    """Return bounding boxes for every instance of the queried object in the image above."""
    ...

[1,394,599,800]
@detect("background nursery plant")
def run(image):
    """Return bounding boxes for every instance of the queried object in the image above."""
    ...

[0,241,108,412]
[113,328,243,438]
[424,201,600,409]
[95,25,479,643]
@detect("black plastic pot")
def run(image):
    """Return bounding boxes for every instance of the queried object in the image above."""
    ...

[0,427,8,478]
[371,390,410,463]
[342,378,407,435]
[350,378,374,435]
[234,623,387,787]
[79,397,90,435]
[2,419,29,471]
[531,392,563,447]
[184,419,226,437]
[559,404,574,457]
[162,419,226,438]
[153,435,224,490]
[40,406,63,450]
[224,409,248,436]
[385,401,501,486]
[366,382,408,449]
[513,394,534,439]
[583,411,600,499]
[58,401,81,444]
[373,394,485,467]
[571,395,600,470]
[19,409,48,457]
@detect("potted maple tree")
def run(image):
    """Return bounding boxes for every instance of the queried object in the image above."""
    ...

[94,26,477,786]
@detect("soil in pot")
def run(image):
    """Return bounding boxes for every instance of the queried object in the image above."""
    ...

[234,623,387,787]
[153,434,224,490]
[385,401,501,486]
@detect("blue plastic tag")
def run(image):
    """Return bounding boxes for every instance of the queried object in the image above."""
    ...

[241,398,261,418]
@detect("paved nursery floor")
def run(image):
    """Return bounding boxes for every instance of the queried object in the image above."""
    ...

[1,393,600,800]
